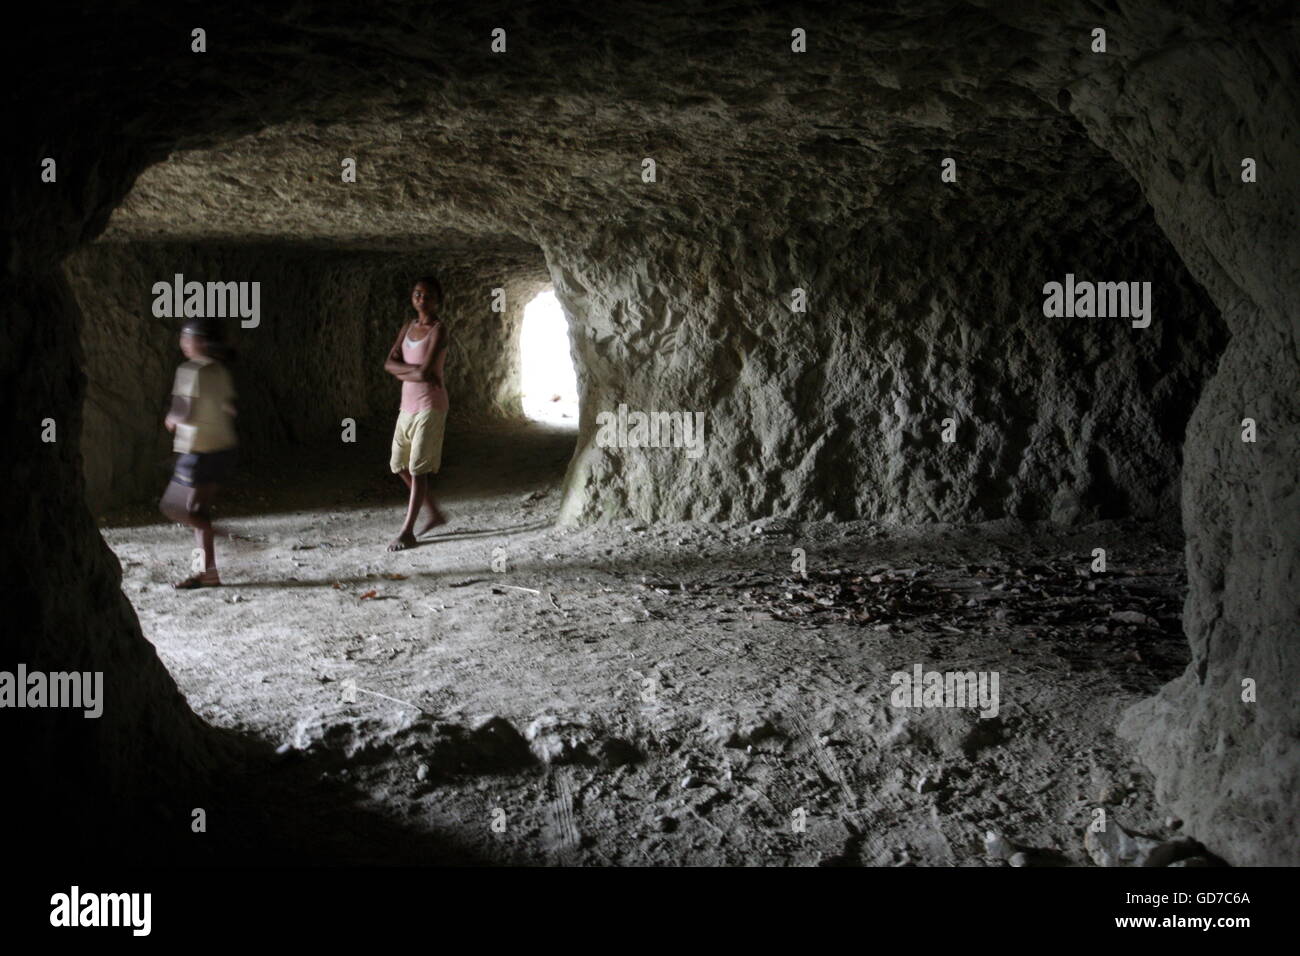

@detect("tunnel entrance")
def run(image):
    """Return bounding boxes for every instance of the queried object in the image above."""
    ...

[59,145,1235,869]
[519,289,578,425]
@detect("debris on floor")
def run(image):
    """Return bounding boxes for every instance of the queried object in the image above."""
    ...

[101,428,1193,865]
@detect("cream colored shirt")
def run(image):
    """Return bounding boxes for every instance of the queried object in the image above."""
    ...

[172,357,237,454]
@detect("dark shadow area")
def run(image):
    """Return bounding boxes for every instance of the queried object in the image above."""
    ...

[24,727,524,866]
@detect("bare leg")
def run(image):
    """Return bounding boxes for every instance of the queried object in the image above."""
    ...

[388,471,425,551]
[160,479,190,526]
[190,483,219,576]
[163,480,222,587]
[416,473,448,535]
[397,469,446,536]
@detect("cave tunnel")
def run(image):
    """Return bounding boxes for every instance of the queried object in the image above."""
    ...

[4,1,1296,883]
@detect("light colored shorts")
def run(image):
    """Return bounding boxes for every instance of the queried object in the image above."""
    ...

[390,408,447,476]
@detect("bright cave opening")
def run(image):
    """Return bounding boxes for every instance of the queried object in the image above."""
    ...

[519,289,578,425]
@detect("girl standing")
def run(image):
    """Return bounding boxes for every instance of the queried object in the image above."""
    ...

[384,276,450,551]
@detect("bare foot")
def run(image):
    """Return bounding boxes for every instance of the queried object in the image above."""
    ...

[174,569,221,589]
[416,507,449,536]
[387,531,418,552]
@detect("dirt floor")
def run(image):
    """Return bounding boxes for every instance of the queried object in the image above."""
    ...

[98,419,1205,866]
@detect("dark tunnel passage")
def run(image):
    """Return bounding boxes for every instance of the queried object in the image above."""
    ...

[3,2,1296,871]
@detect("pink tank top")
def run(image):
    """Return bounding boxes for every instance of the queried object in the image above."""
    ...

[400,323,449,414]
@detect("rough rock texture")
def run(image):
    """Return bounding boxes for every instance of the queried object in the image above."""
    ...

[549,208,1223,524]
[1,268,218,857]
[1051,18,1300,867]
[67,242,547,510]
[6,1,1296,863]
[90,16,1230,530]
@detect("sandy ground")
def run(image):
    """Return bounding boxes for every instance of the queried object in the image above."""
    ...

[99,419,1200,866]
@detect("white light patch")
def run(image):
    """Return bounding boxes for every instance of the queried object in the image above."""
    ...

[520,290,578,424]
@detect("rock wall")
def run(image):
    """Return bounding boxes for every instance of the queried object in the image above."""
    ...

[66,242,548,511]
[1,262,217,859]
[548,197,1225,526]
[1055,20,1300,866]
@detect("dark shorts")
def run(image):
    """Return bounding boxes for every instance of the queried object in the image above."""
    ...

[173,449,237,487]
